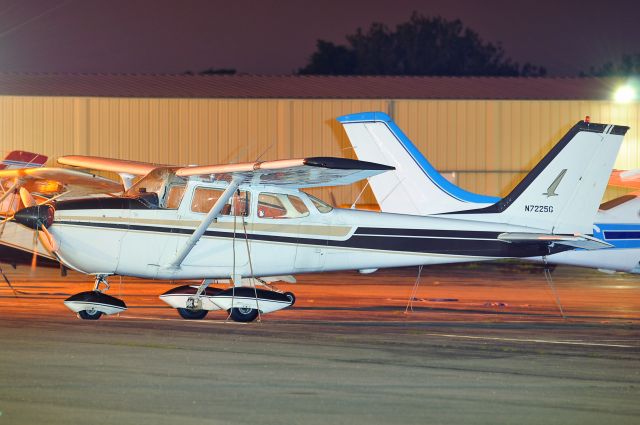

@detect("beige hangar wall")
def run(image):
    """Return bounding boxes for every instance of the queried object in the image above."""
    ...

[1,96,638,205]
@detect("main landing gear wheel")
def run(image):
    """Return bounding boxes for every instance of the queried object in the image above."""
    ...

[78,308,103,321]
[177,308,208,320]
[284,292,296,306]
[229,307,259,323]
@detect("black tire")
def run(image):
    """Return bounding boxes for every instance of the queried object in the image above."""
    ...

[78,309,103,320]
[284,291,296,306]
[177,308,208,320]
[230,307,259,322]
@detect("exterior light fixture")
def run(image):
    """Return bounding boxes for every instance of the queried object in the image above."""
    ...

[614,85,636,103]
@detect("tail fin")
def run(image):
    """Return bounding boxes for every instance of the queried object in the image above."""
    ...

[450,121,628,235]
[337,112,498,215]
[0,151,47,170]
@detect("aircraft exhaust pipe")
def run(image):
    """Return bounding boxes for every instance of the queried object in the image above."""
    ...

[14,205,54,230]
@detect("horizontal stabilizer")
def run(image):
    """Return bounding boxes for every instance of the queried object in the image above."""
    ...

[498,232,613,250]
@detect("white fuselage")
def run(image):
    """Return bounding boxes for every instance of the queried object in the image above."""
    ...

[49,181,556,280]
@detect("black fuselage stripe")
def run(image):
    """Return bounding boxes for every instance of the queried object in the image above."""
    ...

[354,227,501,238]
[54,220,569,258]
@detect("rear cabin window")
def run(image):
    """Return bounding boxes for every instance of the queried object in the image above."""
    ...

[191,187,250,216]
[257,193,309,219]
[307,193,333,213]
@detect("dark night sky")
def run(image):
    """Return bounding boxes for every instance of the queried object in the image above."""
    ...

[0,0,639,76]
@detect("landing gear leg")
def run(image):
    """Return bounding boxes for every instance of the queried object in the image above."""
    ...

[226,273,260,323]
[178,279,213,320]
[93,274,110,292]
[76,274,111,320]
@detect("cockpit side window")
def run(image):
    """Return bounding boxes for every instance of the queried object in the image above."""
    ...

[257,193,309,219]
[191,187,250,216]
[165,185,186,209]
[124,168,187,210]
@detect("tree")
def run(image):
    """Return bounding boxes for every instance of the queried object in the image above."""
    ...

[183,68,236,75]
[583,54,640,77]
[299,13,546,77]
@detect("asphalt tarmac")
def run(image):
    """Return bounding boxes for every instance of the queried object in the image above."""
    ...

[0,263,638,424]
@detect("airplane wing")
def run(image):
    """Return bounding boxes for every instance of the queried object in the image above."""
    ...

[498,232,612,250]
[0,167,122,197]
[58,155,166,176]
[58,155,172,190]
[608,169,640,190]
[176,157,395,188]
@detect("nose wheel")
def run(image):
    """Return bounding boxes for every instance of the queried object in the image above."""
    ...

[64,275,127,320]
[78,308,103,320]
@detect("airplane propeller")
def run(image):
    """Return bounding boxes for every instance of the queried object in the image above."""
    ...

[17,188,59,270]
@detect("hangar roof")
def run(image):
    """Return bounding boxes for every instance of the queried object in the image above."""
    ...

[0,73,626,100]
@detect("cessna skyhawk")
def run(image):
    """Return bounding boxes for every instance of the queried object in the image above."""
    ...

[339,111,640,273]
[13,119,627,321]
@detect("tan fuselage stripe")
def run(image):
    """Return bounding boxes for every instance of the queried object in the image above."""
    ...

[56,214,352,237]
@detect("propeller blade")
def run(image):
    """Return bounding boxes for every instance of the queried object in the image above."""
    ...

[40,226,58,252]
[19,187,36,208]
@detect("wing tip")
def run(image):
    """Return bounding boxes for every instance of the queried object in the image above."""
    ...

[303,157,395,171]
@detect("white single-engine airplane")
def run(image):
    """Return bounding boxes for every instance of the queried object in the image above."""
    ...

[339,112,640,274]
[12,120,627,321]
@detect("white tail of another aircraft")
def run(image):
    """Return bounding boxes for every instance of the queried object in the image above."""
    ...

[338,112,628,235]
[338,112,498,214]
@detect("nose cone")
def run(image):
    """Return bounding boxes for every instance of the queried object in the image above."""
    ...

[14,204,55,230]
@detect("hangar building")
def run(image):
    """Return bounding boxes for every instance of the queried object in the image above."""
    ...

[0,74,637,204]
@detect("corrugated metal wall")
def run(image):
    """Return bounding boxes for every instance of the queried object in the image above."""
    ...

[1,96,638,204]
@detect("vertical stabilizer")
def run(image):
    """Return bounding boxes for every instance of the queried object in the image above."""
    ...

[449,121,628,235]
[337,112,497,214]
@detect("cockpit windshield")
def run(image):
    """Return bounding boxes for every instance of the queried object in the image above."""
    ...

[124,168,186,209]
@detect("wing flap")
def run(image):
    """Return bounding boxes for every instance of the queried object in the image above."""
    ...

[498,232,612,250]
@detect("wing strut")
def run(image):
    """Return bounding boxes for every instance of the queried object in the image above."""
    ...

[166,177,242,269]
